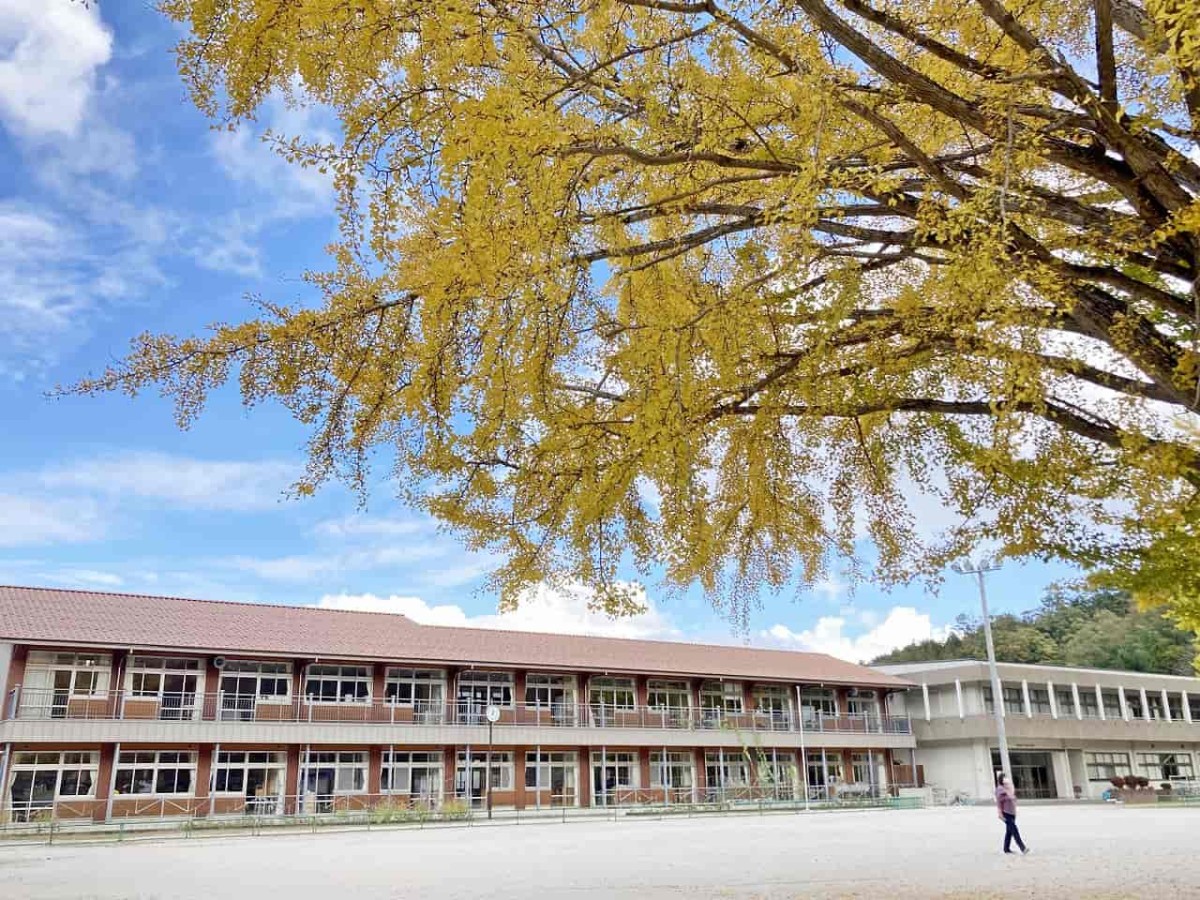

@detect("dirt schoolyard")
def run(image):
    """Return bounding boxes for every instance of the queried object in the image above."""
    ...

[1,803,1197,899]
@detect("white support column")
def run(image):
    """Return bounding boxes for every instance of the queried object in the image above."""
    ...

[1022,680,1033,718]
[1072,683,1083,720]
[921,683,931,722]
[955,680,965,719]
[1048,681,1058,719]
[1140,687,1152,721]
[1118,686,1130,721]
[1096,684,1106,721]
[1184,691,1193,724]
[1162,689,1173,723]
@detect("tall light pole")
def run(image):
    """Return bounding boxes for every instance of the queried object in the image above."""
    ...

[951,556,1011,787]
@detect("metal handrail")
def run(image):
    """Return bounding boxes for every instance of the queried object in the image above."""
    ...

[3,688,915,734]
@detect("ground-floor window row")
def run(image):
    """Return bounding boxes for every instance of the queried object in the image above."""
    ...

[1083,750,1195,782]
[2,745,907,820]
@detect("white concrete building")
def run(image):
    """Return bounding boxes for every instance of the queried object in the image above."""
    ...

[879,660,1200,801]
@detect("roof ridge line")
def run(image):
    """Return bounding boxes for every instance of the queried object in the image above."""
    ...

[0,584,420,622]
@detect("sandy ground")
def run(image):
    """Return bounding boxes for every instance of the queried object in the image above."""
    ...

[1,804,1198,899]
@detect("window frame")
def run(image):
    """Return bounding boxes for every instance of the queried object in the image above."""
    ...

[1084,751,1132,782]
[8,751,99,815]
[646,680,691,711]
[114,750,197,796]
[649,751,695,789]
[303,751,368,794]
[381,751,444,799]
[384,668,445,708]
[589,677,636,711]
[304,665,372,705]
[212,751,288,796]
[699,681,744,714]
[457,670,515,708]
[456,751,514,791]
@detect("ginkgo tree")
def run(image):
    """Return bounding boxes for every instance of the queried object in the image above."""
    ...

[74,0,1200,631]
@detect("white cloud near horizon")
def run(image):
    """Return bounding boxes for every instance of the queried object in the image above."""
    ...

[37,451,296,512]
[762,606,953,663]
[0,493,105,547]
[317,582,684,640]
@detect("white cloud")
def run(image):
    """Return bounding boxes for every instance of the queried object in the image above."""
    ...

[39,568,125,588]
[317,582,683,640]
[761,606,952,663]
[0,0,112,138]
[37,452,296,511]
[0,493,104,547]
[196,90,339,276]
[312,515,425,540]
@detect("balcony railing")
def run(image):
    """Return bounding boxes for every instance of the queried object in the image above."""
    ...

[3,688,911,736]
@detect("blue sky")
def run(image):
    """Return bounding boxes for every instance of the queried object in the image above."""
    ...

[0,2,1079,661]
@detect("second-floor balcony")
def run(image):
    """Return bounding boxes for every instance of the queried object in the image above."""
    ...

[4,688,912,736]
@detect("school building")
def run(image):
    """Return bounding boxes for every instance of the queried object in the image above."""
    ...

[880,660,1200,800]
[0,586,918,823]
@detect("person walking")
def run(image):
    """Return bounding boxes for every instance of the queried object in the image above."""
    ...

[995,772,1030,855]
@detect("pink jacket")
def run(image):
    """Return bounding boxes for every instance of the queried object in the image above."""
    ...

[995,784,1017,816]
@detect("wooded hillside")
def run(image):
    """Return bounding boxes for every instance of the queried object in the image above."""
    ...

[872,588,1197,675]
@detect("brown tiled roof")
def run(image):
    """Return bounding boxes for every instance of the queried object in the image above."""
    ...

[0,586,909,688]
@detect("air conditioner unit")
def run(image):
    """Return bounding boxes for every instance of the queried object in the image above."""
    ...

[213,656,227,669]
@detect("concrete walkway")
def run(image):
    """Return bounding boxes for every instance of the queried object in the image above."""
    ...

[1,804,1197,898]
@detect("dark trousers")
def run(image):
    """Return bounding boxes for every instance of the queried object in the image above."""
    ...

[1002,813,1027,853]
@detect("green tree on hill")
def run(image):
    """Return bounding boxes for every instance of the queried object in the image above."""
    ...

[873,587,1196,675]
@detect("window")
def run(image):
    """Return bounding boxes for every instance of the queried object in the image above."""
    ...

[592,751,638,797]
[847,688,880,719]
[20,652,113,718]
[700,681,744,714]
[1145,693,1166,721]
[525,752,577,800]
[1190,694,1200,723]
[982,686,1024,715]
[1167,693,1185,721]
[8,752,98,820]
[382,751,443,800]
[303,752,367,793]
[128,657,201,719]
[704,752,750,789]
[647,680,691,711]
[1085,752,1132,782]
[385,669,445,710]
[1028,688,1052,716]
[220,661,291,700]
[212,751,287,803]
[524,674,575,708]
[457,671,514,707]
[456,752,514,792]
[806,751,844,786]
[218,661,291,719]
[304,665,371,703]
[1101,690,1123,719]
[1079,690,1101,718]
[1126,691,1145,719]
[754,685,790,717]
[1055,689,1076,717]
[649,751,694,789]
[1138,753,1194,782]
[759,755,796,795]
[850,752,879,785]
[115,751,196,795]
[589,677,636,711]
[800,688,837,721]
